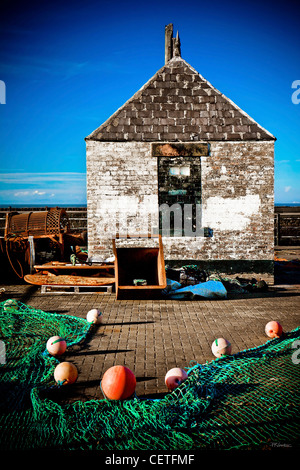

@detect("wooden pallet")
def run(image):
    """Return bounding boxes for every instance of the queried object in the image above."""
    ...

[40,284,113,294]
[25,272,115,294]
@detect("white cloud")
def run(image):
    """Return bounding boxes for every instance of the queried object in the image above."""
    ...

[284,186,292,192]
[33,190,46,195]
[14,191,29,197]
[0,172,86,185]
[14,190,47,197]
[0,172,86,205]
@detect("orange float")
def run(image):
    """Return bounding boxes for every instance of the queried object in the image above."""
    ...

[211,338,232,358]
[165,367,188,391]
[54,362,78,385]
[101,365,136,400]
[46,336,67,356]
[265,321,283,338]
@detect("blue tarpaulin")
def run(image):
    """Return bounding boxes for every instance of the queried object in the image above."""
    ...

[163,279,227,300]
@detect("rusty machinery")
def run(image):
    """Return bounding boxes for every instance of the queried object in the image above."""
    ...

[3,208,72,278]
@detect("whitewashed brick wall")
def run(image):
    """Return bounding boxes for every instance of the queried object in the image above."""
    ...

[86,140,274,268]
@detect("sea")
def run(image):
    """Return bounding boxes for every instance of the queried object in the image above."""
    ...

[0,204,87,208]
[275,203,300,207]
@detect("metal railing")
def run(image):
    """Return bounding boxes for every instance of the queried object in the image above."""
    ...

[274,206,300,246]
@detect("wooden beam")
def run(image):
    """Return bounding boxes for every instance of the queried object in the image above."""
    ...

[152,142,209,157]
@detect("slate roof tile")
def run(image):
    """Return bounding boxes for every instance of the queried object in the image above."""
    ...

[86,57,275,142]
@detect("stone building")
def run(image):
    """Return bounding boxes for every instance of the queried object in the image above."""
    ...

[86,24,275,282]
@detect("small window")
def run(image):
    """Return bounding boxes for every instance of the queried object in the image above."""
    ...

[158,156,201,236]
[180,166,190,176]
[169,166,180,176]
[169,166,190,176]
[153,143,210,238]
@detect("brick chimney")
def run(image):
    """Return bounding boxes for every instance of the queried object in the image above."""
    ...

[165,24,173,64]
[165,24,181,64]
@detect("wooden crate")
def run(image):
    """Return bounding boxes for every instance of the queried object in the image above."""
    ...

[112,234,167,300]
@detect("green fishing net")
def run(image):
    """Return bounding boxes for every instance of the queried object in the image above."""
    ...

[0,299,299,451]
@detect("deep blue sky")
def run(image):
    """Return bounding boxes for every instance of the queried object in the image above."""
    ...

[0,0,299,204]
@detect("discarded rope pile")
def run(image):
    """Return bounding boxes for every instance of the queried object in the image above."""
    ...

[0,300,299,451]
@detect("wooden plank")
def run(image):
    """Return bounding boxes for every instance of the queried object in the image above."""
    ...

[275,206,300,214]
[24,273,115,286]
[112,233,159,239]
[152,142,209,157]
[41,285,113,294]
[34,262,114,270]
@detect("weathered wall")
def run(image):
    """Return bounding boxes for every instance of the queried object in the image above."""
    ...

[86,139,274,279]
[86,141,158,258]
[162,141,274,265]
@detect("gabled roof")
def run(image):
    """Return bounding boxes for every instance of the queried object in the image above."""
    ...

[86,56,275,142]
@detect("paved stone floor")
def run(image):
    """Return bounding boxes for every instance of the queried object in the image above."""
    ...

[1,247,299,405]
